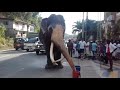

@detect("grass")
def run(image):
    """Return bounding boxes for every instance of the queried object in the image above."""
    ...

[0,37,14,50]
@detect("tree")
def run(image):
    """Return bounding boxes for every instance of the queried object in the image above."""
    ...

[72,19,102,40]
[72,21,82,34]
[0,12,42,33]
[31,14,42,33]
[0,24,6,38]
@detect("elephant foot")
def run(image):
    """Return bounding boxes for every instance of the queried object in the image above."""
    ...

[45,64,55,69]
[54,64,63,69]
[45,64,63,69]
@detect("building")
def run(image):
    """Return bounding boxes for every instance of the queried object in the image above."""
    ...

[104,12,120,40]
[0,17,35,38]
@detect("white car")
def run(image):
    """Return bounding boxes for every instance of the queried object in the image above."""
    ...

[24,37,39,52]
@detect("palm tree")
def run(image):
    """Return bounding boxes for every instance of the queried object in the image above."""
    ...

[72,19,101,40]
[72,21,82,34]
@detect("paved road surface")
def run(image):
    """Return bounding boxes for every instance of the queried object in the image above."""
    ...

[0,49,74,78]
[1,49,119,78]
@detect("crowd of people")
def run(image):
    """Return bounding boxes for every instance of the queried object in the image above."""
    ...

[66,38,120,72]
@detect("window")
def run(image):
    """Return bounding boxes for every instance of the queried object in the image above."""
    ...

[30,26,34,32]
[3,21,8,25]
[23,32,25,34]
[28,37,38,43]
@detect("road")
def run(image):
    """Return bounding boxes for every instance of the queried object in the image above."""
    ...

[0,49,119,78]
[0,49,75,78]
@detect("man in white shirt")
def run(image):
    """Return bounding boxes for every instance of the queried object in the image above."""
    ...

[113,40,120,59]
[106,42,117,54]
[79,38,86,59]
[106,40,117,71]
[85,40,90,59]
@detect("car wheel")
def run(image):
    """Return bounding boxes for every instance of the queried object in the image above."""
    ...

[15,48,18,50]
[21,47,24,50]
[36,50,39,55]
[44,52,46,55]
[26,49,29,52]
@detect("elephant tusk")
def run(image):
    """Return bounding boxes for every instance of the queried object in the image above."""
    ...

[50,42,58,65]
[50,42,65,65]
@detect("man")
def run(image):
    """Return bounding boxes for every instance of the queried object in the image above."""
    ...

[106,40,117,71]
[91,41,97,60]
[76,39,80,58]
[85,40,90,59]
[99,41,107,64]
[89,41,93,59]
[79,38,86,59]
[67,39,73,57]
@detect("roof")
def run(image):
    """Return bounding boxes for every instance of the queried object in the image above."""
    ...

[14,19,28,24]
[14,19,34,26]
[0,17,14,21]
[0,17,34,26]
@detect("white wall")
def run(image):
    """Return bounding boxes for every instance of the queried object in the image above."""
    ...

[116,12,120,22]
[13,22,27,31]
[28,25,34,32]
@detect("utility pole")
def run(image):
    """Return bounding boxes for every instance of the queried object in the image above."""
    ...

[97,12,99,41]
[100,12,102,41]
[82,12,84,39]
[85,12,88,41]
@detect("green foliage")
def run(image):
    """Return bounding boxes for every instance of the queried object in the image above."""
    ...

[0,12,42,33]
[72,21,82,33]
[77,33,82,40]
[0,37,6,45]
[0,37,14,49]
[31,15,42,33]
[72,19,102,40]
[0,24,6,38]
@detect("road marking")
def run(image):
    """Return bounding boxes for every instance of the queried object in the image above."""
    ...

[0,55,13,59]
[0,53,27,61]
[0,51,30,59]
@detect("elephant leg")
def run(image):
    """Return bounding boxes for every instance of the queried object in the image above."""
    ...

[45,41,55,69]
[53,46,63,69]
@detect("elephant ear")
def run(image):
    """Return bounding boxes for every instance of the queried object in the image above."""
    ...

[39,18,48,44]
[40,18,48,34]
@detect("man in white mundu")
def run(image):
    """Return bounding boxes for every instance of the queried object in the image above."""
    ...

[79,38,86,59]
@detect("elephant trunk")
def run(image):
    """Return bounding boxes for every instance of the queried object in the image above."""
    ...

[50,25,75,71]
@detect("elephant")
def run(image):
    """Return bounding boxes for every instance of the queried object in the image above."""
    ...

[39,14,77,74]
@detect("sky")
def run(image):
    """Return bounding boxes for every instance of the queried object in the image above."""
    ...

[40,12,104,35]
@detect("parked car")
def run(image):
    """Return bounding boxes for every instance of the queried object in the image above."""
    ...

[24,37,39,52]
[14,38,25,50]
[35,40,46,55]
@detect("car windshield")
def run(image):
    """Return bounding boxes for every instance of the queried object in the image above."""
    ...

[28,38,38,43]
[15,38,25,43]
[23,38,28,42]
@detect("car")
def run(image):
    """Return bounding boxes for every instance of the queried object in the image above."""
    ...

[14,38,25,50]
[35,40,46,55]
[24,37,39,52]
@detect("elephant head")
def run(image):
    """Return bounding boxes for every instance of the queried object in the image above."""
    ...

[40,14,75,70]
